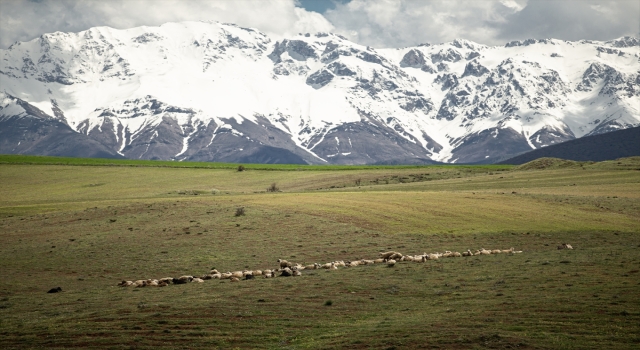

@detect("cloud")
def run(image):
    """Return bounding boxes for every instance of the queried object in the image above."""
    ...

[0,0,334,48]
[324,0,639,47]
[1,0,638,49]
[494,0,640,43]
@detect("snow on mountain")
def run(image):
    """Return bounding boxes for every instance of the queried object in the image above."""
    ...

[1,21,638,164]
[0,92,123,158]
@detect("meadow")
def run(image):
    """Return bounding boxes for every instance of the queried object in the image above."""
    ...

[0,155,639,349]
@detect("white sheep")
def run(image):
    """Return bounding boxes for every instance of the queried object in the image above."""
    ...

[192,278,204,283]
[379,251,397,259]
[277,259,292,268]
[347,260,360,267]
[387,259,396,267]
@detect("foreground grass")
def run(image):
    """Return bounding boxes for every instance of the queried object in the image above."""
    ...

[0,157,639,349]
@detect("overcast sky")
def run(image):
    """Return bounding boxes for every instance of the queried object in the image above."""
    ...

[1,0,638,49]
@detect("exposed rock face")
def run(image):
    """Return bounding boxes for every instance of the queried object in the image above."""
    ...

[0,93,123,158]
[1,21,638,164]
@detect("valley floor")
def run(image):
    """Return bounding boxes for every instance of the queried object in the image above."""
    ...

[0,157,639,349]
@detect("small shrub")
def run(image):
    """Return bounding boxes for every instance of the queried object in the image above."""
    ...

[235,207,245,217]
[267,183,279,192]
[237,165,245,172]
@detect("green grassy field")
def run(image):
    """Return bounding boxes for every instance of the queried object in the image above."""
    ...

[0,156,639,349]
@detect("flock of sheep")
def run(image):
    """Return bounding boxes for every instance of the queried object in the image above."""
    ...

[117,247,523,288]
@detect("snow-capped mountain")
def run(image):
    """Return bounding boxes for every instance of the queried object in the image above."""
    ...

[1,21,638,164]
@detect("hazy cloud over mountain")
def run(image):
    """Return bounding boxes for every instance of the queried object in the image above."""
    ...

[0,0,334,48]
[0,0,638,49]
[325,0,640,47]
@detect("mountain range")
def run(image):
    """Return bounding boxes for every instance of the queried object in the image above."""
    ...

[1,21,638,164]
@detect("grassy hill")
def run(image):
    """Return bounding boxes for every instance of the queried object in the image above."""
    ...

[1,156,639,349]
[499,126,640,164]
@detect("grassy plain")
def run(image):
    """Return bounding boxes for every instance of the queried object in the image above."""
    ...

[0,156,639,349]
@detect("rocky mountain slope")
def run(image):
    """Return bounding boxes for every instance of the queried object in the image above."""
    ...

[1,22,638,164]
[0,92,122,158]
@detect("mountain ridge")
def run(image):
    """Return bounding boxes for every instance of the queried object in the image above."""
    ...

[1,21,638,164]
[498,126,640,164]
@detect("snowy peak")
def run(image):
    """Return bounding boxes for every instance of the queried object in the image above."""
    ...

[1,21,639,164]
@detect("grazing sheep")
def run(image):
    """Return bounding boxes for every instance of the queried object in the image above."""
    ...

[230,277,240,282]
[147,279,159,287]
[280,268,293,277]
[387,259,396,267]
[347,260,360,267]
[134,280,147,287]
[491,249,501,254]
[253,270,263,276]
[321,262,333,269]
[172,276,192,285]
[201,274,213,280]
[304,264,316,270]
[278,259,292,268]
[158,281,168,287]
[427,253,439,260]
[362,259,375,265]
[334,261,346,267]
[118,280,134,287]
[192,278,204,283]
[452,252,462,257]
[501,247,514,254]
[379,251,398,259]
[245,274,255,280]
[293,270,302,277]
[389,253,403,260]
[159,277,174,284]
[231,271,243,279]
[210,269,220,274]
[374,258,385,263]
[558,243,573,250]
[211,273,222,279]
[479,249,491,255]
